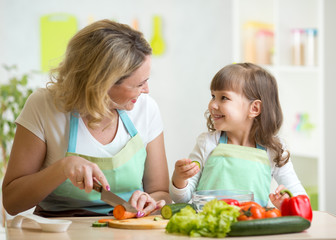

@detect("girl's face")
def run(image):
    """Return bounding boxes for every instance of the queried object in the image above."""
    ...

[208,90,252,132]
[108,55,151,111]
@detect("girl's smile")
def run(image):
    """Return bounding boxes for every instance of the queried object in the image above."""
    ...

[211,113,225,121]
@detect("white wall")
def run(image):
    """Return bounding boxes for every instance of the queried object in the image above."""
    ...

[323,0,336,216]
[0,0,233,176]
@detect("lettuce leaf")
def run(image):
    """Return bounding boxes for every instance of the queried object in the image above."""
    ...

[166,199,240,238]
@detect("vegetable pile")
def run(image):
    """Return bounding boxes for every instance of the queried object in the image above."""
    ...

[164,197,311,237]
[165,199,240,237]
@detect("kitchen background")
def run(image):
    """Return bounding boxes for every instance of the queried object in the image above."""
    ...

[0,0,335,216]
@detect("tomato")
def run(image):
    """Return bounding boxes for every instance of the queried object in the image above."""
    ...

[238,201,265,221]
[238,205,265,221]
[220,198,240,206]
[237,202,282,221]
[240,201,263,209]
[264,207,281,218]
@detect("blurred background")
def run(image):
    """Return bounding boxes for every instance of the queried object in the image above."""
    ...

[0,0,335,216]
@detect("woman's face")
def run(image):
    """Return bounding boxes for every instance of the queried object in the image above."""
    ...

[108,55,151,111]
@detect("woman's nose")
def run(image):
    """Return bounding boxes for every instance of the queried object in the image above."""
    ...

[141,81,149,93]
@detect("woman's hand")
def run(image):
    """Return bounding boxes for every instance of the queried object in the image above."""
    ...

[172,158,200,189]
[61,155,110,192]
[269,184,289,209]
[129,190,166,217]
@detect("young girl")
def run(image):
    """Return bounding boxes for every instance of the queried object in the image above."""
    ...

[170,63,307,208]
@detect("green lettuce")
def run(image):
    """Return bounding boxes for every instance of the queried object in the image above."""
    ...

[166,199,240,238]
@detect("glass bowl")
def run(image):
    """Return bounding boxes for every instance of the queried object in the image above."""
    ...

[192,189,254,211]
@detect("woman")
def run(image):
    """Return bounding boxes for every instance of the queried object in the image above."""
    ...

[2,19,171,217]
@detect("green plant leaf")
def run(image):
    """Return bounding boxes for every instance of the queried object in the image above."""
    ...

[0,65,36,171]
[21,75,28,85]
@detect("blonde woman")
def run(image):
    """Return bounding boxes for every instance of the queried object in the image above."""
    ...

[3,20,171,217]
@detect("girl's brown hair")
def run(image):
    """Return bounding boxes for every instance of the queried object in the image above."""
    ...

[206,63,289,167]
[47,19,152,128]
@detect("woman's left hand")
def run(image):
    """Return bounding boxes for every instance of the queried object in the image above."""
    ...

[129,190,166,217]
[269,184,290,209]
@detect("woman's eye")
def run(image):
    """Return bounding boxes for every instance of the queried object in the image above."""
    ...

[138,80,148,87]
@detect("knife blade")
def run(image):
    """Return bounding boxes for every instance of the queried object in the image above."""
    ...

[93,181,138,213]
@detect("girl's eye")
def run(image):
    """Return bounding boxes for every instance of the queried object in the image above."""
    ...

[221,96,228,101]
[211,94,215,99]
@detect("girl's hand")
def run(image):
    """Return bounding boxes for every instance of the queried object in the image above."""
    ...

[269,184,290,209]
[129,190,166,217]
[61,155,110,193]
[172,158,200,189]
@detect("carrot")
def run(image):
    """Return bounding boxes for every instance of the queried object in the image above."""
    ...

[98,219,113,223]
[113,205,137,220]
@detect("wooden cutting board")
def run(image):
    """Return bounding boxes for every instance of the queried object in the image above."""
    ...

[108,215,168,229]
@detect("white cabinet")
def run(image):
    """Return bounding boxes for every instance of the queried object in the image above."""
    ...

[232,0,336,214]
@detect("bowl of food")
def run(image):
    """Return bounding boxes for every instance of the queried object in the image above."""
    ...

[192,189,254,211]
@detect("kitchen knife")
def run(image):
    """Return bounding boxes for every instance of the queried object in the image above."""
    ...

[93,181,138,213]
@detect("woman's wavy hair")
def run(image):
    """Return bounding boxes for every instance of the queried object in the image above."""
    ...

[47,19,152,128]
[205,63,289,167]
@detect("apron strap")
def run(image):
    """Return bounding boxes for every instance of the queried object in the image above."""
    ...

[68,112,79,152]
[219,131,228,144]
[256,144,266,151]
[67,110,138,153]
[219,131,266,151]
[117,110,138,137]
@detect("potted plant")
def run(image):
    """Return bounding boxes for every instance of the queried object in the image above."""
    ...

[0,65,35,179]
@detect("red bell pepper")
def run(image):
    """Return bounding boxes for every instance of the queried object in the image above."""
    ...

[280,189,313,222]
[220,198,240,206]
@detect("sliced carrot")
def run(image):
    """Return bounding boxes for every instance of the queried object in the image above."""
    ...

[113,205,137,220]
[98,219,113,223]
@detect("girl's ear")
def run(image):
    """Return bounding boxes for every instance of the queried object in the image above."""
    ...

[249,100,262,118]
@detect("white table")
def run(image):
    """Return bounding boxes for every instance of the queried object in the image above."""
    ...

[6,211,336,239]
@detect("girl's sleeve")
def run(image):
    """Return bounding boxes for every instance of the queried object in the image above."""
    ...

[169,133,209,203]
[271,146,308,196]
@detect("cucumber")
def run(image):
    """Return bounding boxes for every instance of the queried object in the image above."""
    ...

[192,161,201,169]
[153,216,163,221]
[228,216,310,236]
[161,203,194,219]
[92,221,108,227]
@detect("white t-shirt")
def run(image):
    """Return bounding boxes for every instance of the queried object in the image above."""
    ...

[16,88,163,169]
[169,131,308,204]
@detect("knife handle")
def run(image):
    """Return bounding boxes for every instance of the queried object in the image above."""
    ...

[93,181,103,192]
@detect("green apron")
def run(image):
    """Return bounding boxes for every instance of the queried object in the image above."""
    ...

[36,110,146,216]
[197,132,271,206]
